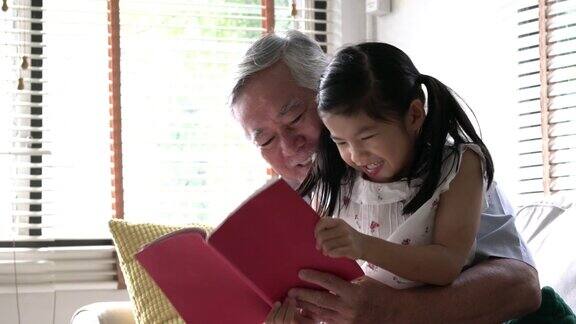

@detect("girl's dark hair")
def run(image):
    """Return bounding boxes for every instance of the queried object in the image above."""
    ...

[299,43,494,217]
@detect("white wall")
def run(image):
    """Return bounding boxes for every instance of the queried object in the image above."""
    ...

[374,0,522,204]
[339,0,367,47]
[0,289,129,324]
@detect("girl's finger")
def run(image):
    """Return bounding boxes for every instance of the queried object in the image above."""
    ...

[314,218,344,237]
[315,226,347,249]
[321,237,351,255]
[326,246,353,258]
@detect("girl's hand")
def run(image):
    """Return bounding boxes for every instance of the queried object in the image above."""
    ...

[264,298,313,324]
[315,218,366,260]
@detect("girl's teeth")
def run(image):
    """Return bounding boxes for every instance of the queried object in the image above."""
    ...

[366,161,382,169]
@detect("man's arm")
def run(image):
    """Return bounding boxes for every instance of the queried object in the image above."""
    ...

[397,258,540,323]
[290,258,540,323]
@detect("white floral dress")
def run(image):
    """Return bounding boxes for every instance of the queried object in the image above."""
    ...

[334,144,488,289]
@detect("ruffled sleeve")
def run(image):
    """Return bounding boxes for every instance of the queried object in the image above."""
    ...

[437,144,489,210]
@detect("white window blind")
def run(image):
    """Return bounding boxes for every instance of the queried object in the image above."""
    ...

[0,12,115,324]
[516,0,576,205]
[1,0,37,240]
[120,0,337,227]
[274,0,339,53]
[42,0,113,239]
[2,0,338,237]
[1,2,114,312]
[1,0,50,241]
[0,245,117,293]
[119,0,268,226]
[1,0,113,241]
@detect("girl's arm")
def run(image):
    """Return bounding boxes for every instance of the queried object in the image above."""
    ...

[363,150,484,285]
[316,150,484,286]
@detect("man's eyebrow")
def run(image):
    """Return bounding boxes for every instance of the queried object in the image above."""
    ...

[252,128,264,142]
[278,99,301,117]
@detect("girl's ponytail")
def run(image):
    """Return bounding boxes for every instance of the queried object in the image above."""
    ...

[404,74,494,214]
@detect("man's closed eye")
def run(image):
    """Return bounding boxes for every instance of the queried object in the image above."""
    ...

[259,137,275,147]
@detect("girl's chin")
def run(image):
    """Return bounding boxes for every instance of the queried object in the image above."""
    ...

[361,171,392,183]
[359,163,389,183]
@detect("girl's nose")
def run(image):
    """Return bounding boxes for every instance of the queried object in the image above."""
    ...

[350,146,369,165]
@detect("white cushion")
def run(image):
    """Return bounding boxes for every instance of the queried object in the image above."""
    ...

[515,198,576,310]
[70,302,135,324]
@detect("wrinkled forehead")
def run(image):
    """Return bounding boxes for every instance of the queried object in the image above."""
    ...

[234,90,306,135]
[232,62,315,137]
[234,93,306,141]
[233,78,274,114]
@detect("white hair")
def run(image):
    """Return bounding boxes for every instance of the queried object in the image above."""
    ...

[230,30,328,105]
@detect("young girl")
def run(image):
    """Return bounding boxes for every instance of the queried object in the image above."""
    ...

[298,42,494,290]
[265,42,497,323]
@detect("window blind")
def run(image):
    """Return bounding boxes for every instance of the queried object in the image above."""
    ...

[120,0,336,227]
[1,3,116,313]
[1,0,49,240]
[274,0,339,53]
[0,245,117,293]
[2,0,337,239]
[1,0,113,242]
[119,0,267,226]
[516,0,576,205]
[44,0,113,239]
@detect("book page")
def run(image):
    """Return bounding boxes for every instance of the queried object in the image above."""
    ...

[209,179,364,303]
[137,231,270,323]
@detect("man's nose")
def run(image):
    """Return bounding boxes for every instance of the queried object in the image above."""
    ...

[279,131,305,156]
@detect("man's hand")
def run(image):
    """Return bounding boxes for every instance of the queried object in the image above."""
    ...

[289,258,540,324]
[288,270,393,324]
[315,218,366,260]
[264,298,314,324]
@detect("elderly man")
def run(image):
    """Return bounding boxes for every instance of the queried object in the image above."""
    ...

[230,30,540,323]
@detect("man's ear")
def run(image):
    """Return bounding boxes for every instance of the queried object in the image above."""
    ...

[405,99,426,136]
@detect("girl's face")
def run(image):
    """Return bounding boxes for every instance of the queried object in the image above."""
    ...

[321,102,424,183]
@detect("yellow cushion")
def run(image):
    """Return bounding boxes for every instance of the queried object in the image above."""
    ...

[109,219,211,324]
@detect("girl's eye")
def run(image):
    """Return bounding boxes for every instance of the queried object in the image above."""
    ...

[361,134,376,141]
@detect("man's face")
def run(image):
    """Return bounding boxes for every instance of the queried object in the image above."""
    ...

[233,62,323,187]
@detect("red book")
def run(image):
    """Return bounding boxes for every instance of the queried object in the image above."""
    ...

[136,179,364,324]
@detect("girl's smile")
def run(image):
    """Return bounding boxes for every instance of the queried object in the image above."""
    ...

[361,160,385,181]
[321,102,424,183]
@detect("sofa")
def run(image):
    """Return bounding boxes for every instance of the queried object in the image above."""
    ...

[71,198,576,323]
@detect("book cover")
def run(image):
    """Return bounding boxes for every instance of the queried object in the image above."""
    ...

[136,179,364,323]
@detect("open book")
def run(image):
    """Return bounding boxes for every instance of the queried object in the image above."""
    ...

[136,179,364,323]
